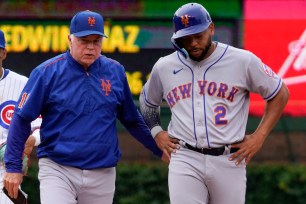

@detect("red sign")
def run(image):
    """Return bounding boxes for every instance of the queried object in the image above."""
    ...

[244,0,306,116]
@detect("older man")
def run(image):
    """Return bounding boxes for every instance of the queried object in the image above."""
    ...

[4,10,165,204]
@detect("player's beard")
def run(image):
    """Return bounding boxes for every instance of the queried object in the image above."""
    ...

[189,37,212,62]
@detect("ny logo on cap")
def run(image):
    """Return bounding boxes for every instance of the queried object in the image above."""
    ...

[180,15,189,27]
[88,16,96,27]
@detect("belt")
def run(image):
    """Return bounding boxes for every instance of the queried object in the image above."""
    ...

[185,143,239,156]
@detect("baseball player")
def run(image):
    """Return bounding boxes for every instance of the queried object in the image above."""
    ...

[3,10,166,204]
[0,30,41,203]
[139,3,289,204]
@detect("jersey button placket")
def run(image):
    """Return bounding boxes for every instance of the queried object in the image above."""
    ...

[194,67,205,149]
[195,65,206,147]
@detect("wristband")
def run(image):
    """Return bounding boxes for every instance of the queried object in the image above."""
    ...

[151,126,163,138]
[31,129,41,146]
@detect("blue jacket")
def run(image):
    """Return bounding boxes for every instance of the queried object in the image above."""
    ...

[5,51,162,172]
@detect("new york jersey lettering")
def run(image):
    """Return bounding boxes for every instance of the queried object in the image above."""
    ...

[166,80,239,108]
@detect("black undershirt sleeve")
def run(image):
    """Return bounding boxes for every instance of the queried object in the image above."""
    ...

[139,92,161,130]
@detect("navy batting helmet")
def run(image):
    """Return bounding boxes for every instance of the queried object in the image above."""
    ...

[171,3,212,58]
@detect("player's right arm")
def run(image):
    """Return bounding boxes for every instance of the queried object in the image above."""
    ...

[139,64,179,158]
[139,92,179,159]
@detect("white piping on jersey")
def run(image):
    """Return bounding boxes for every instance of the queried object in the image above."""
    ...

[177,45,229,148]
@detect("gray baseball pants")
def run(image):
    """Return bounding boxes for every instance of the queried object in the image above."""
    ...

[38,158,115,204]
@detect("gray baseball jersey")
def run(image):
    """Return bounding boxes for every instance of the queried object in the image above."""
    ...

[142,42,282,148]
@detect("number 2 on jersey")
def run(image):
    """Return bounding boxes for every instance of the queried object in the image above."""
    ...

[214,106,228,125]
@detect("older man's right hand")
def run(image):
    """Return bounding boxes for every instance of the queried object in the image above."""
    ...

[3,172,23,199]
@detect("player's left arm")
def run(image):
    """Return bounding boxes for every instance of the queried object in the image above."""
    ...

[229,82,289,165]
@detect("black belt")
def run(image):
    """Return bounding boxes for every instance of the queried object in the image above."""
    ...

[185,143,239,156]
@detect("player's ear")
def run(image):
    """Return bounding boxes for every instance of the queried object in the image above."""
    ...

[68,35,73,49]
[209,23,215,35]
[0,48,7,60]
